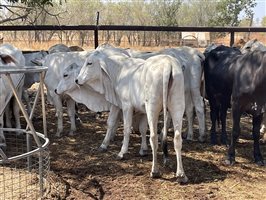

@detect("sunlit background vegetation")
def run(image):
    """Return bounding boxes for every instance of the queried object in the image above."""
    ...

[0,0,265,50]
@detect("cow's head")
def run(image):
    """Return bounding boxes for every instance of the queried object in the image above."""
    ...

[76,51,105,88]
[241,39,266,54]
[56,63,81,95]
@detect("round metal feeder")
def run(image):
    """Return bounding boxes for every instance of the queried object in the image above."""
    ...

[0,66,50,199]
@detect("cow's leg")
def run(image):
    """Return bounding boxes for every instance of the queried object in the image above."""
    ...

[261,132,266,144]
[146,111,160,178]
[209,101,218,145]
[99,106,121,151]
[220,103,228,145]
[13,99,23,135]
[117,106,133,159]
[66,98,76,136]
[185,90,195,141]
[138,114,148,156]
[22,89,32,115]
[252,114,264,165]
[4,103,12,128]
[75,103,83,125]
[0,114,6,147]
[52,94,63,137]
[226,105,241,165]
[191,88,206,142]
[168,102,187,183]
[260,115,266,143]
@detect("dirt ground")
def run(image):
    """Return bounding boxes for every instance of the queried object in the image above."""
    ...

[24,89,266,200]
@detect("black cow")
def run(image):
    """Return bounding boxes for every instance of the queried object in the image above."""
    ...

[227,50,266,165]
[204,45,241,145]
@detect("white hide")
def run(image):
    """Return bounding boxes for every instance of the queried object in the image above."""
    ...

[43,51,91,137]
[56,62,148,156]
[241,39,266,54]
[128,46,206,142]
[0,43,25,146]
[76,50,187,182]
[161,47,206,141]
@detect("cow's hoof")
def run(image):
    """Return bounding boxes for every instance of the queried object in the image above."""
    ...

[210,132,217,145]
[186,134,195,141]
[176,175,188,184]
[260,139,266,144]
[224,158,235,165]
[198,135,206,143]
[255,160,264,166]
[68,132,75,136]
[150,171,161,178]
[98,146,107,152]
[139,149,148,157]
[116,153,128,160]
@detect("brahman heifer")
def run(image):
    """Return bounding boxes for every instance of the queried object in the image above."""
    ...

[226,50,266,166]
[76,50,187,182]
[160,47,206,142]
[42,51,91,137]
[127,47,206,142]
[0,43,25,147]
[55,63,149,156]
[203,45,242,145]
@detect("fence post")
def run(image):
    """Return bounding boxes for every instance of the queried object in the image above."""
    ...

[94,11,99,49]
[230,31,235,47]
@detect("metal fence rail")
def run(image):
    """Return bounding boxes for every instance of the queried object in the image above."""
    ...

[1,25,266,48]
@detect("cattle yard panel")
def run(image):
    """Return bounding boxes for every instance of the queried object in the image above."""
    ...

[0,26,266,50]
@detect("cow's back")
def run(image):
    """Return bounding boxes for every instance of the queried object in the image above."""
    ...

[204,45,241,102]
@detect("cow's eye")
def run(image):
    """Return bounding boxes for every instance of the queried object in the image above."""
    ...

[87,62,92,66]
[246,46,251,49]
[63,74,68,78]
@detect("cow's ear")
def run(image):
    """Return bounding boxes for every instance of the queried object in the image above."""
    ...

[99,58,109,76]
[0,54,17,64]
[254,38,258,42]
[98,58,120,107]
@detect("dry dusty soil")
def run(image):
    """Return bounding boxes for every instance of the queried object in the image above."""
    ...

[23,89,266,200]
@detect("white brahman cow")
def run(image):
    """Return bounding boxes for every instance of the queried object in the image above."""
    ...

[0,43,25,147]
[127,46,206,142]
[55,62,149,156]
[42,51,92,137]
[76,50,187,183]
[240,39,266,143]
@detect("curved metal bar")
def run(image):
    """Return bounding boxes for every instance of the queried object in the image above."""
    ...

[0,131,49,164]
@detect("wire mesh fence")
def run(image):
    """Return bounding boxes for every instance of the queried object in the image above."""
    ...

[0,131,50,200]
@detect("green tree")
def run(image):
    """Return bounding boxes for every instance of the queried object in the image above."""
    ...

[0,0,57,24]
[210,0,256,26]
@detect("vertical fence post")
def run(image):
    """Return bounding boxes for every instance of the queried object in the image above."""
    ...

[94,11,100,49]
[230,31,235,47]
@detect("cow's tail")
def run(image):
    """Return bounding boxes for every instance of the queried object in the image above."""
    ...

[162,58,172,164]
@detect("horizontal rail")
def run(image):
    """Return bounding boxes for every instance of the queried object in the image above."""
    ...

[1,25,266,47]
[0,25,266,32]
